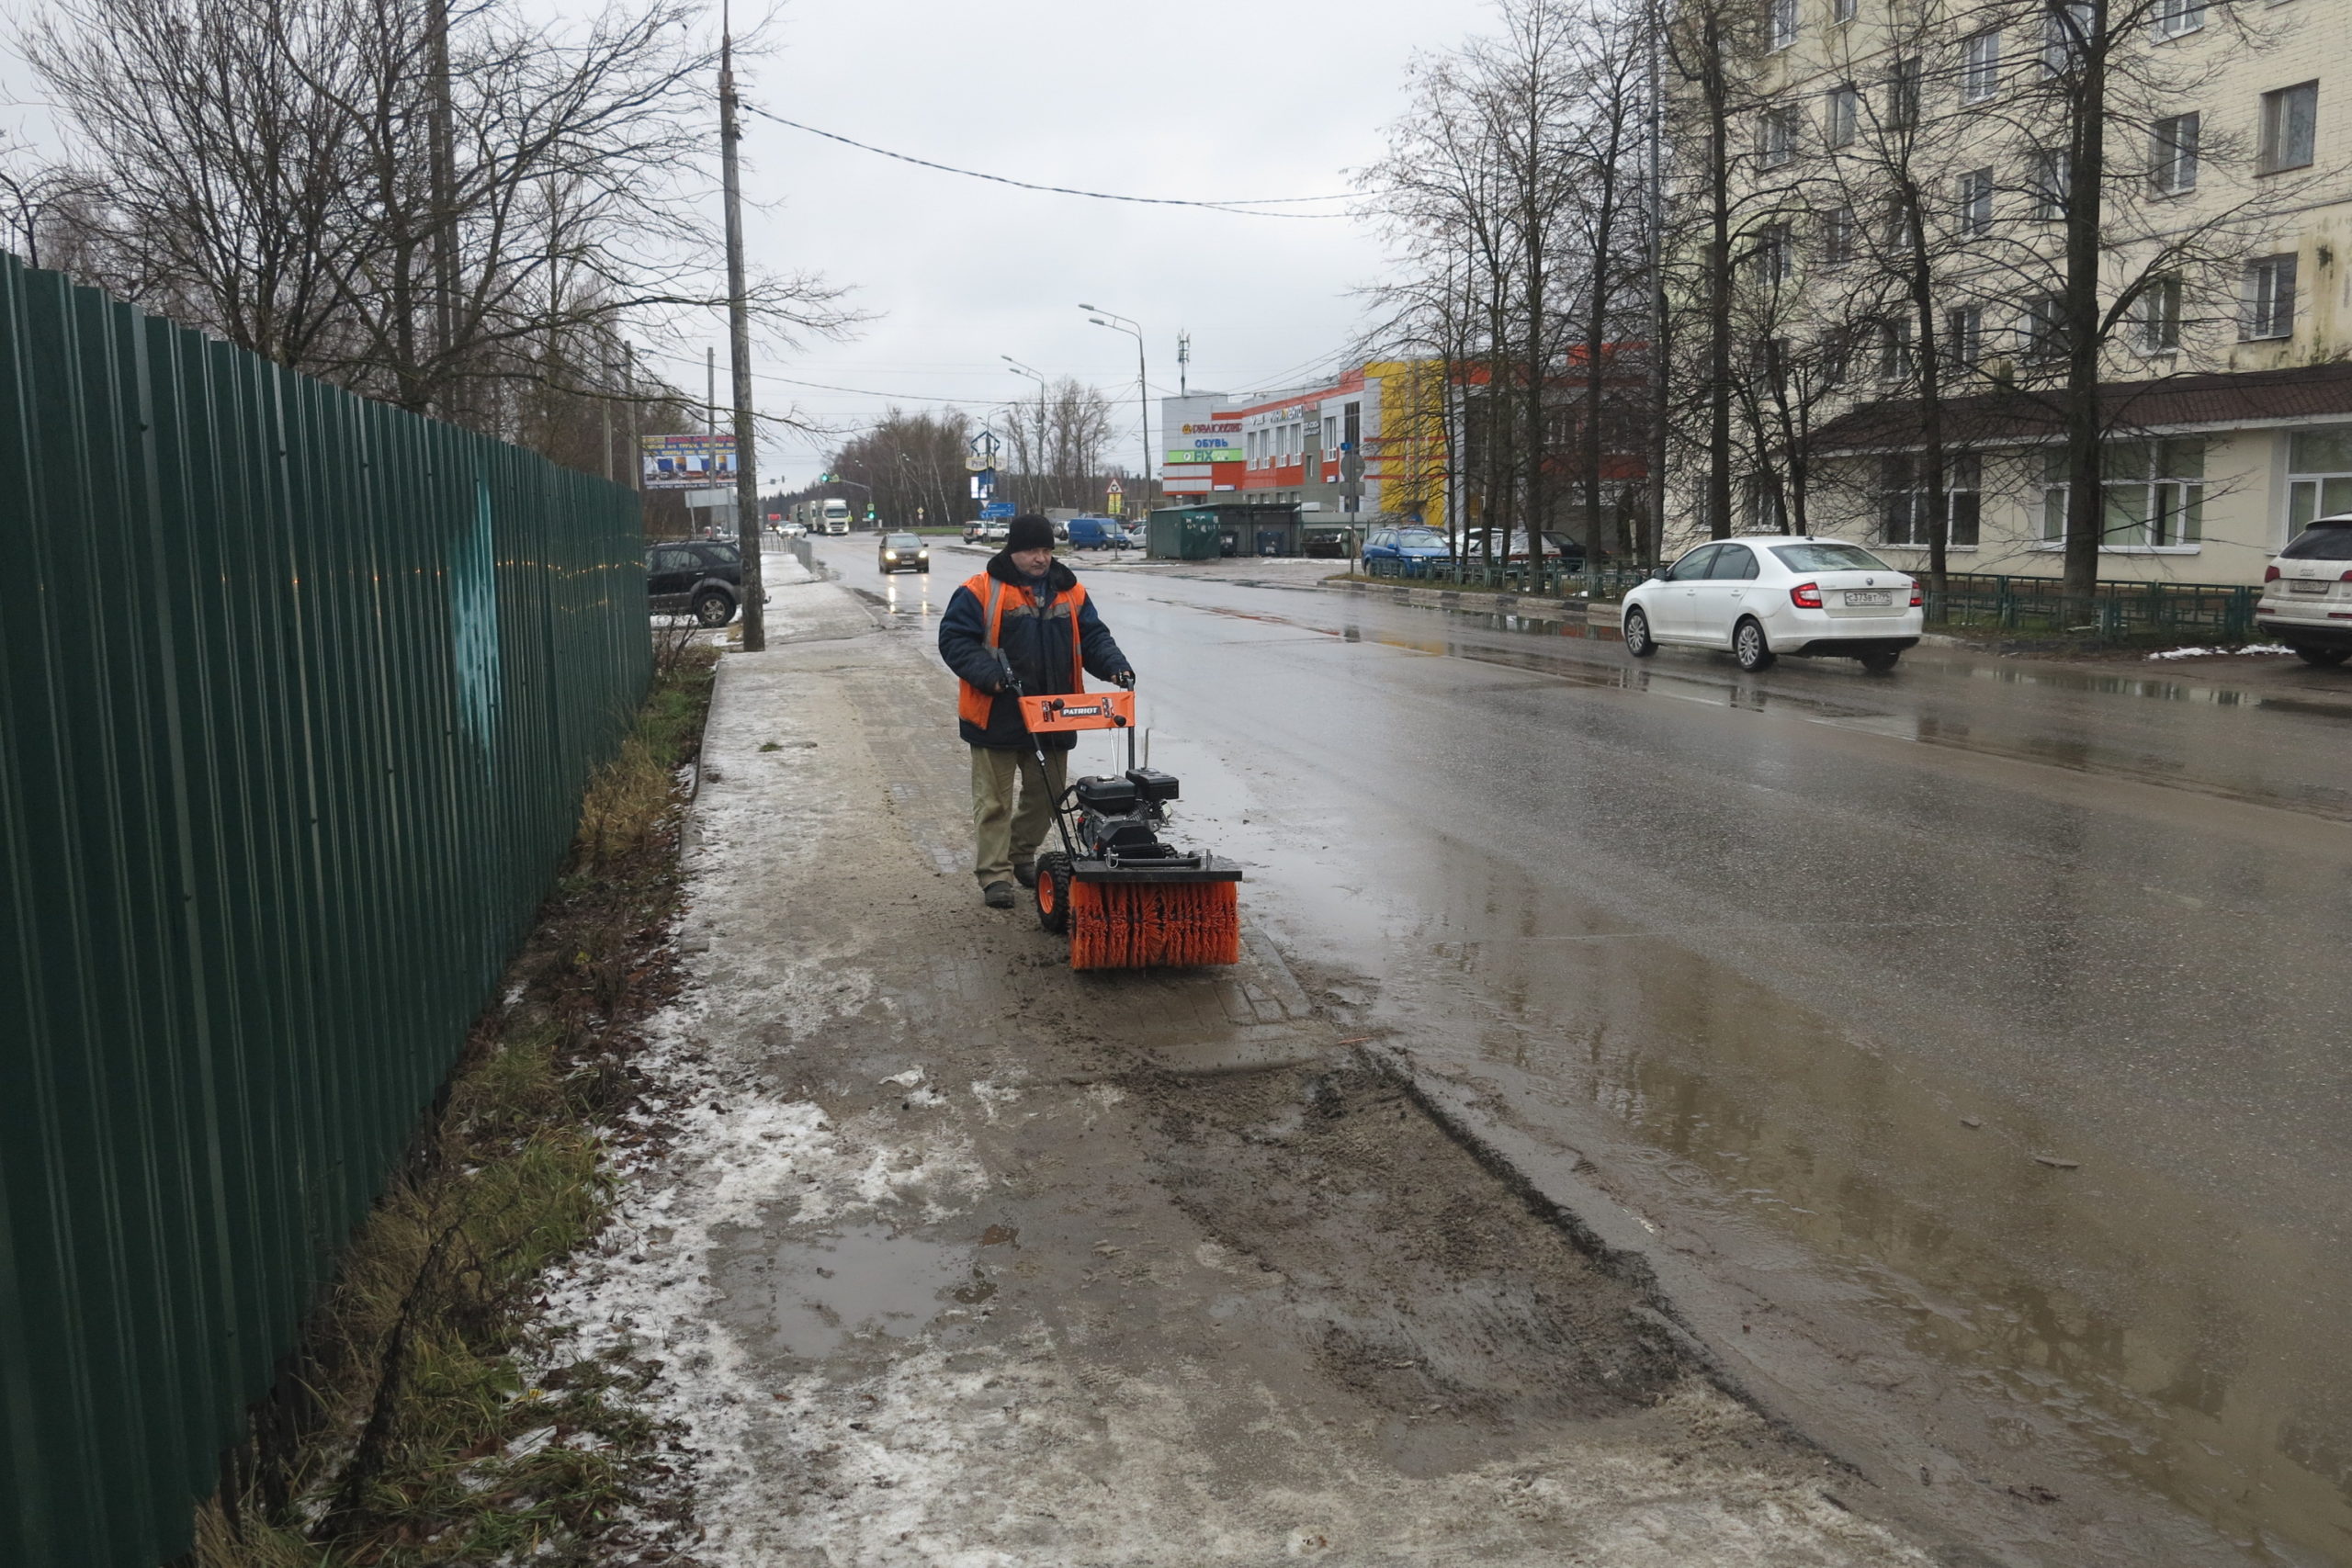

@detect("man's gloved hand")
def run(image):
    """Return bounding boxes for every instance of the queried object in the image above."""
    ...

[1113,669,1137,691]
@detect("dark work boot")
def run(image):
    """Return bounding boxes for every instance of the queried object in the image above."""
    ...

[1012,861,1037,888]
[982,881,1016,909]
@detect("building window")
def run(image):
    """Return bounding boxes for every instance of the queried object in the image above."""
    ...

[2152,113,2200,194]
[2023,294,2070,360]
[1876,316,1914,381]
[1820,205,1857,266]
[2030,150,2071,220]
[2244,254,2298,339]
[2153,0,2206,37]
[1826,84,1859,147]
[1832,0,1856,22]
[2043,2,2092,75]
[2138,275,2183,350]
[1883,195,1919,254]
[1887,56,1922,130]
[1761,107,1800,168]
[1754,223,1794,284]
[1322,414,1338,451]
[2258,82,2318,174]
[1767,0,1798,51]
[2103,438,2205,546]
[1944,304,1984,370]
[1957,169,1995,235]
[1881,455,1982,547]
[1951,455,1983,546]
[2044,443,2205,546]
[1962,30,2002,101]
[2287,426,2352,529]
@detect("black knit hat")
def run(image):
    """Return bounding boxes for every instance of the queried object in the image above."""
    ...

[1006,514,1055,554]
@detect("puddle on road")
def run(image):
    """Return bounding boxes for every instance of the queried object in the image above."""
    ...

[1499,957,2352,1563]
[722,1224,971,1358]
[1223,819,2352,1564]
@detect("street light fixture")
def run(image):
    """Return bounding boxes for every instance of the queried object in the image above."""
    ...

[1080,305,1149,513]
[1001,358,1050,486]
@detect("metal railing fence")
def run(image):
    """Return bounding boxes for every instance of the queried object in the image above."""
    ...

[1921,571,2260,641]
[0,255,650,1568]
[1359,556,2261,641]
[1359,554,1660,599]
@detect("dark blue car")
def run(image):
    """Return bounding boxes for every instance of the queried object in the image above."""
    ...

[1361,526,1453,577]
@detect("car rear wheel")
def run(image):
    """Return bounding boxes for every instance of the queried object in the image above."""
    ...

[1622,605,1657,658]
[692,589,736,627]
[2292,645,2350,667]
[1857,649,1903,674]
[1733,617,1775,672]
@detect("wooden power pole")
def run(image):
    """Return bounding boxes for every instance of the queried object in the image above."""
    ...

[719,12,763,651]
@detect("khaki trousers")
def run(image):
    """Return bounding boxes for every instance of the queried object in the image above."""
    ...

[970,745,1068,886]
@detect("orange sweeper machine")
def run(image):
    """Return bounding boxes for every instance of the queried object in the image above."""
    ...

[997,656,1242,970]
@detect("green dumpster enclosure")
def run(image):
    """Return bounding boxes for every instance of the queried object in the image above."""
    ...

[1147,506,1224,561]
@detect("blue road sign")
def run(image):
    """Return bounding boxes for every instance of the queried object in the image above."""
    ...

[979,500,1016,520]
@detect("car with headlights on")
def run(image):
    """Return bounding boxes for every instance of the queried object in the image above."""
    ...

[1620,536,1921,673]
[2254,513,2352,665]
[876,531,930,574]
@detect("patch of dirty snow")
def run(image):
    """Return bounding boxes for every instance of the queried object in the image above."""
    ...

[2146,643,2292,659]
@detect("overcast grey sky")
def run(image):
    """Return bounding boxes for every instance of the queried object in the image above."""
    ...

[698,0,1489,488]
[0,0,1494,486]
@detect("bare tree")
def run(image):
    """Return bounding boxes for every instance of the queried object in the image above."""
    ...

[823,408,978,530]
[9,0,854,464]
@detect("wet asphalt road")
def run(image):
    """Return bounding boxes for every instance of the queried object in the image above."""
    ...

[818,540,2352,1563]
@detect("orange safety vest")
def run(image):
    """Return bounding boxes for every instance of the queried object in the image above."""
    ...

[956,570,1089,728]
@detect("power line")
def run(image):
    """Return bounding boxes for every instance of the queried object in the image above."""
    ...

[747,107,1355,218]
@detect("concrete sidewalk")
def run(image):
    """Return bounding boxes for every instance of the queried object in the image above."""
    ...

[542,574,1936,1566]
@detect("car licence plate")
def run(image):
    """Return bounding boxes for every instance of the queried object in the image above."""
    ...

[2289,578,2330,594]
[1843,590,1893,607]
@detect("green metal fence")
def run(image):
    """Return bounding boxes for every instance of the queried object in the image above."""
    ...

[0,255,650,1568]
[1360,555,1660,598]
[1922,571,2261,641]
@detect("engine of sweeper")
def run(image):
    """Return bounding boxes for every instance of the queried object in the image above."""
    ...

[1069,768,1186,863]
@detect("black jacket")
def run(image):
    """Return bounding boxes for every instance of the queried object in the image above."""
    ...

[937,553,1132,750]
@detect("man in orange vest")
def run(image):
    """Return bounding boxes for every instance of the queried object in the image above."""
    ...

[938,514,1136,908]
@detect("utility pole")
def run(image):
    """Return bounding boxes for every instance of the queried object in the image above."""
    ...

[602,339,615,483]
[427,0,458,418]
[719,6,764,650]
[1178,331,1191,397]
[625,343,640,494]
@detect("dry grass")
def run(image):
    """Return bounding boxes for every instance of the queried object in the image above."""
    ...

[190,641,718,1568]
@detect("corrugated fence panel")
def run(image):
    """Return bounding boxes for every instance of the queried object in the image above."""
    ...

[0,255,650,1568]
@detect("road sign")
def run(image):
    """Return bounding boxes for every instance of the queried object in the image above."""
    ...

[966,430,1001,472]
[980,501,1015,520]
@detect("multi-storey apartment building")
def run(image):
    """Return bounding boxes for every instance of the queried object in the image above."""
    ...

[1678,0,2347,585]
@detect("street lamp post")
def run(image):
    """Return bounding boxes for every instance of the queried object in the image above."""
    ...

[1080,305,1149,513]
[1001,357,1049,499]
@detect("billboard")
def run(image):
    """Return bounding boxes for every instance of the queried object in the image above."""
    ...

[1166,419,1242,466]
[641,433,737,490]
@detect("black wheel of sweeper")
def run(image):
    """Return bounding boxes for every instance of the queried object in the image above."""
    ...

[1034,853,1072,934]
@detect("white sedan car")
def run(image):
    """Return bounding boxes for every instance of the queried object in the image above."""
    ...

[1621,536,1922,673]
